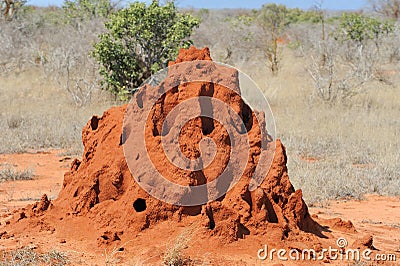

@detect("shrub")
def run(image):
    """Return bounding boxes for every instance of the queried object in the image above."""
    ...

[0,247,69,265]
[92,0,200,100]
[163,226,194,266]
[334,13,394,48]
[286,7,322,24]
[0,166,34,182]
[62,0,114,21]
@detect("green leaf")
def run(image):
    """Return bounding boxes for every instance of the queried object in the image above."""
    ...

[92,0,200,99]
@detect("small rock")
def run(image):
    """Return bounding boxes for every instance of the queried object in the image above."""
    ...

[352,235,376,250]
[360,235,375,249]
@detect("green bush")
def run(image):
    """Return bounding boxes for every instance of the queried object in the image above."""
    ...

[335,13,394,45]
[92,0,200,100]
[62,0,113,21]
[286,8,322,24]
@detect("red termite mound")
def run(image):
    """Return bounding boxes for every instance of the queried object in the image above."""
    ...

[5,47,327,247]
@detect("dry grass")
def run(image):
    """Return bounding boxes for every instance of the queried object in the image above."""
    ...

[0,165,34,182]
[0,247,69,266]
[163,225,196,266]
[0,69,116,155]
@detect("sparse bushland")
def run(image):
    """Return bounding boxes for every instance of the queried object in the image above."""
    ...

[369,0,400,20]
[43,18,107,107]
[0,5,110,107]
[220,4,323,75]
[303,12,395,103]
[0,5,117,154]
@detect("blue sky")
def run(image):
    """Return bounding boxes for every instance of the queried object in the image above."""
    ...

[28,0,368,10]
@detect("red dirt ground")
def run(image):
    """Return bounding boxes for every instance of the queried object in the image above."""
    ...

[0,151,399,265]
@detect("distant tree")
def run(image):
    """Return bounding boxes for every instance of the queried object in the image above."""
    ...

[286,7,322,24]
[334,13,394,52]
[256,3,290,75]
[369,0,400,19]
[92,0,200,99]
[227,4,321,75]
[62,0,115,22]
